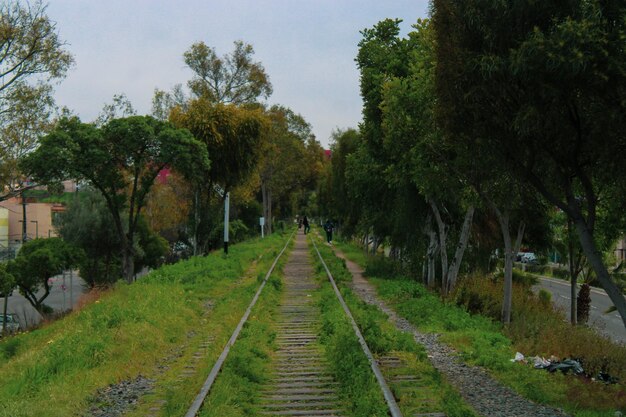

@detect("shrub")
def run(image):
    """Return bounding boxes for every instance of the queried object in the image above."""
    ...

[494,269,538,287]
[551,268,570,280]
[455,277,626,385]
[364,256,400,279]
[0,337,20,360]
[538,289,552,305]
[524,264,548,275]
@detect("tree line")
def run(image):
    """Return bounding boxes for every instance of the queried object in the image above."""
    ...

[318,1,626,329]
[0,1,325,319]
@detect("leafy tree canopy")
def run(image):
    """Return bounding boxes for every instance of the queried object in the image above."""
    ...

[184,40,272,104]
[0,0,73,200]
[171,99,268,192]
[21,115,209,282]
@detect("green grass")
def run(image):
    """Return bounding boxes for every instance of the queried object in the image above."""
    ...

[312,237,476,417]
[0,232,291,417]
[334,240,626,417]
[195,241,290,417]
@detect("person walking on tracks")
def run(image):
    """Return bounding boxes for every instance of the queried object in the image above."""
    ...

[323,219,334,243]
[303,215,310,234]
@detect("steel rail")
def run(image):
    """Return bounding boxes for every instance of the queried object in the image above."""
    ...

[184,230,295,417]
[311,238,403,417]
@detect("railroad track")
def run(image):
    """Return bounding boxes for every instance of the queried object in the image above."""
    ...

[258,242,342,416]
[184,232,404,417]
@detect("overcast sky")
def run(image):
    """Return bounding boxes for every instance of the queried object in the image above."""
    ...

[46,1,429,147]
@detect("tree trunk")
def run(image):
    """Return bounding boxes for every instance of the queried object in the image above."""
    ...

[497,211,513,324]
[267,188,272,235]
[423,213,438,288]
[567,217,577,325]
[428,239,437,288]
[572,215,626,328]
[22,283,52,319]
[2,295,7,336]
[428,198,449,294]
[122,244,135,283]
[446,206,475,293]
[192,189,200,256]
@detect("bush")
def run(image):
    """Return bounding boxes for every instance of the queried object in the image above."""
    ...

[524,264,548,275]
[364,256,401,279]
[455,277,626,384]
[538,289,552,305]
[494,269,538,287]
[551,268,570,280]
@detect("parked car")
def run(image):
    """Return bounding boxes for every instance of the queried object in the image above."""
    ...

[521,252,538,264]
[0,313,20,335]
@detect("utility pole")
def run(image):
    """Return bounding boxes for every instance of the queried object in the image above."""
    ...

[70,269,73,310]
[223,192,230,254]
[2,294,8,337]
[21,192,27,243]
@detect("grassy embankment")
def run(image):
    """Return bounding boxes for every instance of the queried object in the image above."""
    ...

[312,235,476,417]
[334,239,626,417]
[0,232,290,417]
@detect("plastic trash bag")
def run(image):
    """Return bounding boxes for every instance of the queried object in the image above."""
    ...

[546,359,584,375]
[530,356,551,369]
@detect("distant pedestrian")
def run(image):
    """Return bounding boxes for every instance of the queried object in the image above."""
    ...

[303,215,310,234]
[323,219,334,243]
[298,218,303,229]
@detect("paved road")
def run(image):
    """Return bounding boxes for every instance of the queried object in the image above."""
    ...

[534,276,626,345]
[1,271,87,329]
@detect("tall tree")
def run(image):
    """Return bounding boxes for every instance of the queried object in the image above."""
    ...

[0,0,73,200]
[433,0,626,327]
[258,105,314,234]
[154,39,272,251]
[354,19,416,251]
[170,100,267,253]
[21,116,209,282]
[184,40,272,104]
[376,19,475,294]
